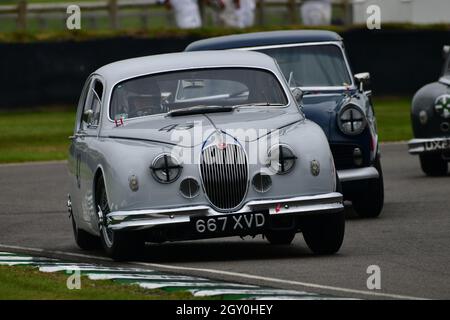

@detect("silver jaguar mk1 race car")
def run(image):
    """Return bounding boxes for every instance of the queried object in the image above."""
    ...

[67,50,345,260]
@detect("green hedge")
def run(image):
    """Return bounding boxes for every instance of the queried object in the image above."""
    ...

[1,23,449,43]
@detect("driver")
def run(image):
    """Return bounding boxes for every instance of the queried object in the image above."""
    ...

[126,78,164,118]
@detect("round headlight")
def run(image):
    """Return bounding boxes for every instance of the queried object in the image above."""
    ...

[268,144,297,174]
[150,154,182,183]
[434,94,450,119]
[338,105,367,135]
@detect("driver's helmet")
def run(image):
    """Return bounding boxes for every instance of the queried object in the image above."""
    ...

[124,78,162,117]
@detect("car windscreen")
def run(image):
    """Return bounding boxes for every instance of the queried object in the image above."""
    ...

[109,67,288,120]
[257,44,352,88]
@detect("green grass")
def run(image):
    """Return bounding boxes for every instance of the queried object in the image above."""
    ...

[0,107,76,163]
[0,265,198,300]
[373,96,412,142]
[0,97,412,164]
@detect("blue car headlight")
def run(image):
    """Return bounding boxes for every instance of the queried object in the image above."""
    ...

[338,105,367,135]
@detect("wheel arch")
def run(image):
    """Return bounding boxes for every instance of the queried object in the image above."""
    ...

[93,165,107,211]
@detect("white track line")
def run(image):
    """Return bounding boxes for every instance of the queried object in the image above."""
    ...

[85,273,208,281]
[0,244,110,261]
[0,160,67,167]
[0,243,427,300]
[0,244,426,300]
[133,262,426,300]
[188,288,317,297]
[136,282,257,290]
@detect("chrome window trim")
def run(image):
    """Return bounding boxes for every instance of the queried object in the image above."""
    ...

[233,41,356,90]
[80,75,105,133]
[105,65,294,124]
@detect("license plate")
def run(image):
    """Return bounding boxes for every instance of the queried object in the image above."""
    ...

[192,213,266,235]
[424,139,450,152]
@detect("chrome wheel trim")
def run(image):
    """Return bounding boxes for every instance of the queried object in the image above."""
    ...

[98,180,114,248]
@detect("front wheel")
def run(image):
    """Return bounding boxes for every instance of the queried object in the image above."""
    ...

[302,211,345,255]
[96,176,143,261]
[351,157,384,218]
[419,153,448,176]
[71,215,99,250]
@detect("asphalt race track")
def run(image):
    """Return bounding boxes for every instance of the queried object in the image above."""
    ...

[0,143,449,299]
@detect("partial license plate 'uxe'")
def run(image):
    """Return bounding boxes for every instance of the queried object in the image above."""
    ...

[424,139,450,151]
[192,213,266,234]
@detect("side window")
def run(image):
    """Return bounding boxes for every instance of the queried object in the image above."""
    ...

[76,78,91,130]
[81,79,103,130]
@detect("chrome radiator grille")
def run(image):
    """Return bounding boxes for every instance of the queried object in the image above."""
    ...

[200,143,248,210]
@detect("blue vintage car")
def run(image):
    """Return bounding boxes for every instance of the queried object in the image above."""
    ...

[186,30,384,218]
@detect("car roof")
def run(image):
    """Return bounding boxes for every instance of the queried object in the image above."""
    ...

[95,51,279,84]
[185,30,342,51]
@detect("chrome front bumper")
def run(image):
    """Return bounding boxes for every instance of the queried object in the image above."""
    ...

[337,167,379,182]
[106,192,343,231]
[408,137,450,155]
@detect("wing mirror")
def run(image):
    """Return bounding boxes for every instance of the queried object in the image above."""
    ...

[82,109,94,124]
[443,45,450,58]
[354,72,371,92]
[291,87,304,103]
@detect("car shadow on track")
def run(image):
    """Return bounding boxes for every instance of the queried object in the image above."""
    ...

[138,238,319,263]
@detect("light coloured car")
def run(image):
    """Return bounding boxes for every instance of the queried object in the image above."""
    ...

[67,51,345,260]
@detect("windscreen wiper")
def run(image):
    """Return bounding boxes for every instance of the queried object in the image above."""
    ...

[233,102,285,107]
[167,105,234,117]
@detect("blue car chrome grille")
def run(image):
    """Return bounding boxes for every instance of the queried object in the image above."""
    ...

[200,143,248,210]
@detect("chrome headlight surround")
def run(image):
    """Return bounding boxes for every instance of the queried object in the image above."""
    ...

[150,153,182,184]
[267,144,297,175]
[337,104,367,136]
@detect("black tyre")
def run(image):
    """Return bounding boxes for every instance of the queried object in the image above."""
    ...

[302,210,345,255]
[265,230,296,245]
[419,153,448,176]
[96,176,143,261]
[71,215,99,250]
[352,156,384,218]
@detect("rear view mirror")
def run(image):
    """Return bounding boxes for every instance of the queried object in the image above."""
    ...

[354,72,371,92]
[82,109,94,124]
[291,87,304,103]
[182,79,205,88]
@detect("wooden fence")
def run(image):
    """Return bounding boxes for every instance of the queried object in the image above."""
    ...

[0,0,353,32]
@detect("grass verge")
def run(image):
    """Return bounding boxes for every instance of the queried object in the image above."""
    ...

[0,96,412,164]
[0,265,200,300]
[373,96,412,142]
[0,107,76,163]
